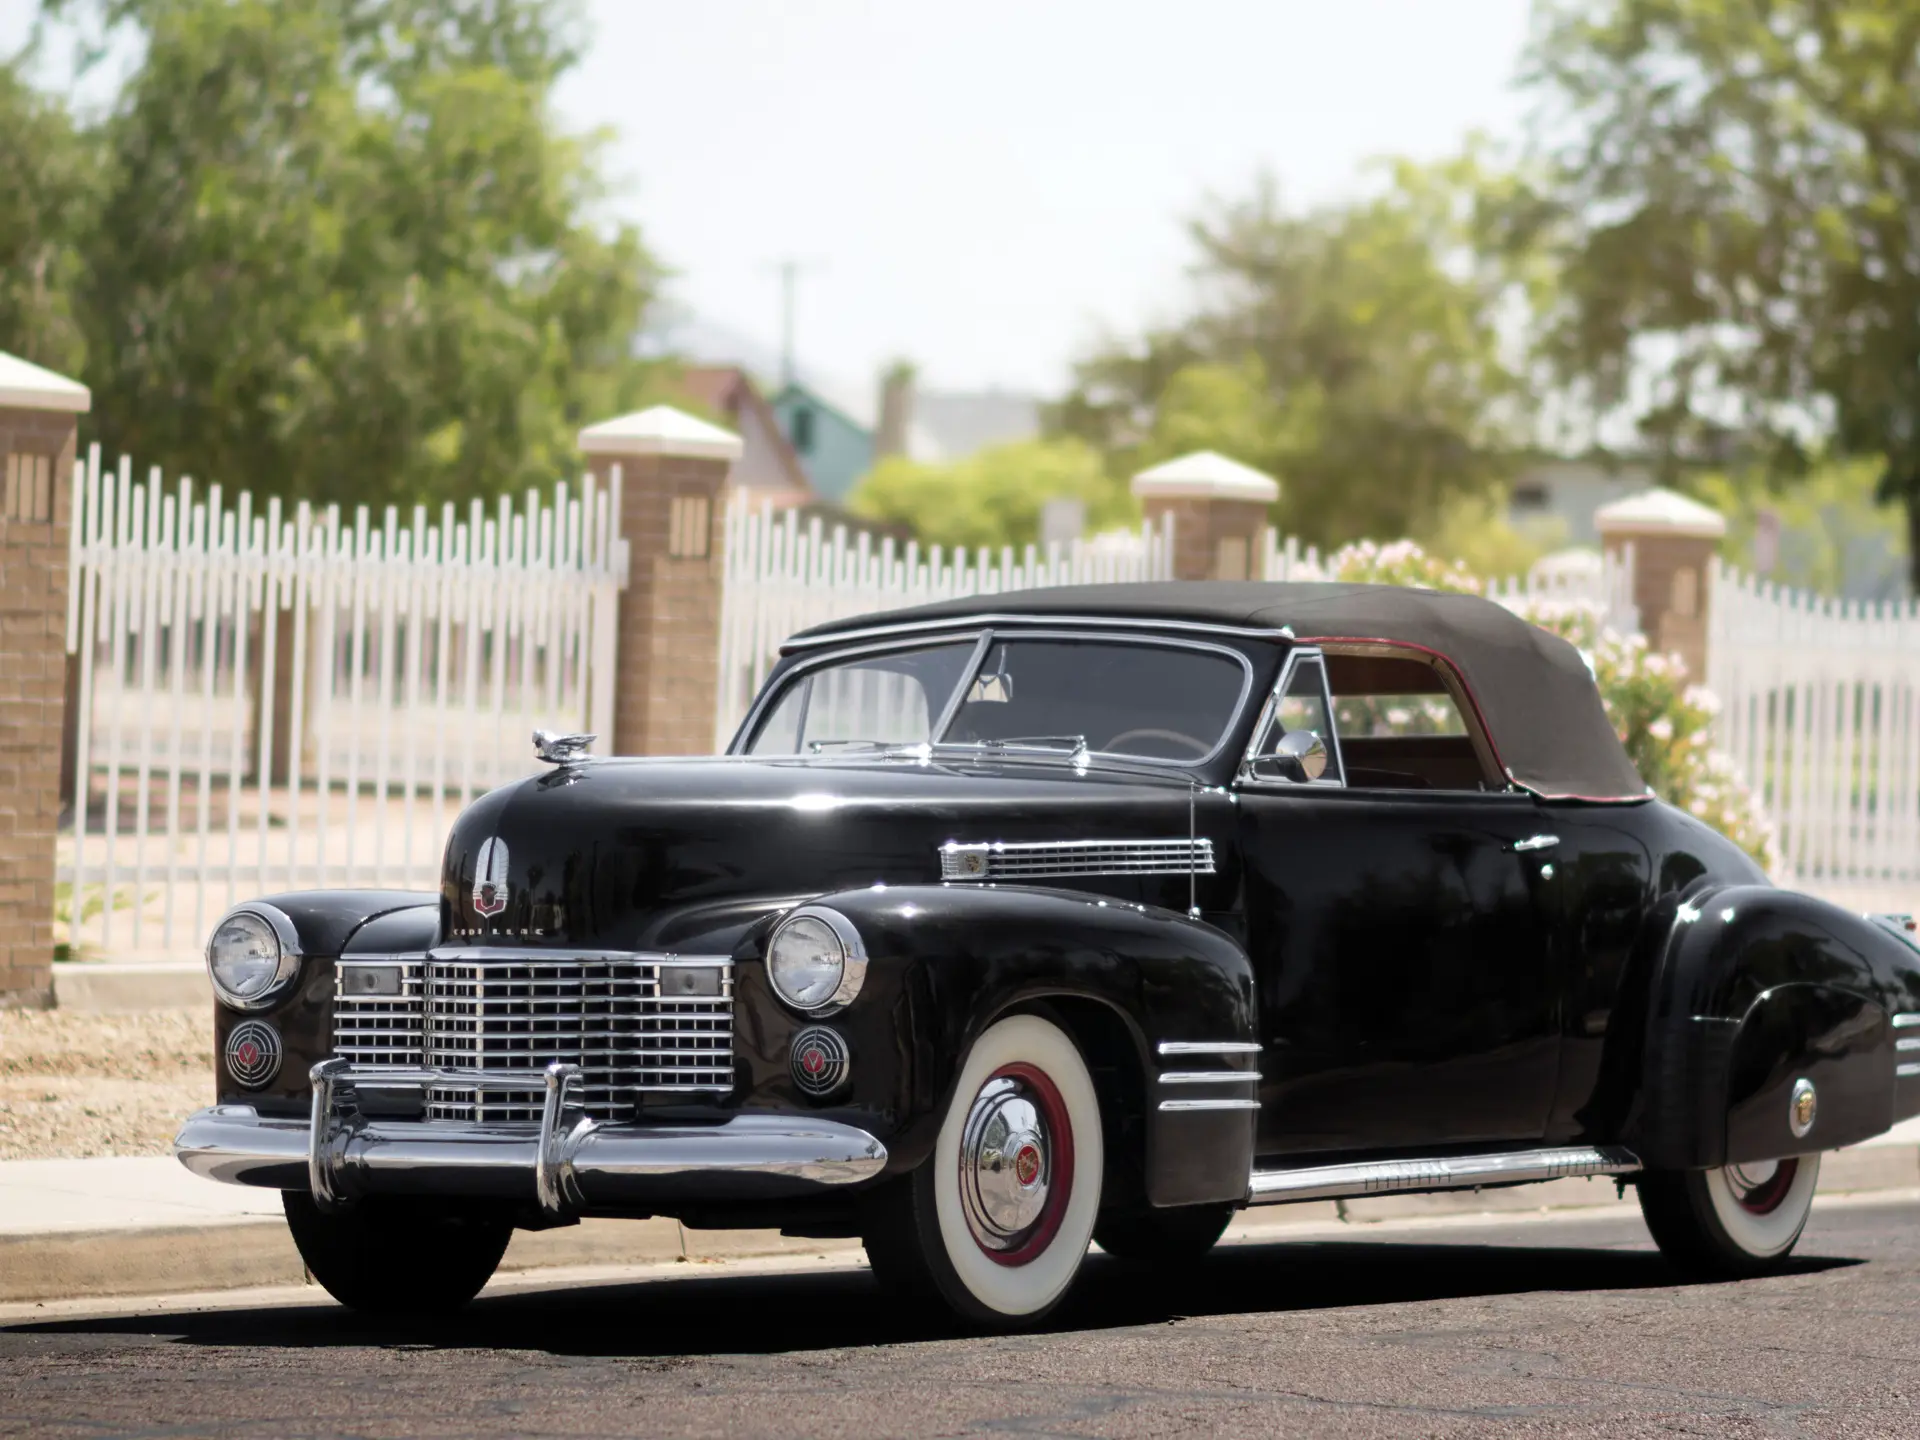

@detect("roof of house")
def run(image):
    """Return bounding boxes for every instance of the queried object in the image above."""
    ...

[788,581,1646,802]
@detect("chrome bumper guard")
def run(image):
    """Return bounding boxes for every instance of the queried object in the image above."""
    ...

[174,1059,889,1222]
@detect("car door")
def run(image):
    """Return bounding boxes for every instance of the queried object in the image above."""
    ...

[1237,646,1565,1158]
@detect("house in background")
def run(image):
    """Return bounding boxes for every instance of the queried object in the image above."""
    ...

[674,365,815,509]
[766,381,876,503]
[769,367,1043,502]
[1506,457,1656,546]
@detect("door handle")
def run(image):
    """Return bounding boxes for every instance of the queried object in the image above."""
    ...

[1508,834,1559,853]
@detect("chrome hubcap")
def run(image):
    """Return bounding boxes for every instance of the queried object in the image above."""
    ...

[959,1076,1052,1250]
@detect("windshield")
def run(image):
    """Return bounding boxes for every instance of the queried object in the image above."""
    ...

[745,635,1251,763]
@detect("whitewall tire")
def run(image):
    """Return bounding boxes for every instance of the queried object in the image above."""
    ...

[862,1013,1104,1326]
[1638,1153,1821,1278]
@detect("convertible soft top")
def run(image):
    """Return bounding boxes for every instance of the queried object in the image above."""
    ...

[789,581,1648,802]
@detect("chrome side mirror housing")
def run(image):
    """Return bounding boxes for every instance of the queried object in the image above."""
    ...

[1249,729,1328,784]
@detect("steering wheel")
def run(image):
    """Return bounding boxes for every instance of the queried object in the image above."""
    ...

[1102,727,1212,759]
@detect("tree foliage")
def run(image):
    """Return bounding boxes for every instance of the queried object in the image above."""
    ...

[848,437,1134,553]
[3,0,663,507]
[1055,156,1535,547]
[0,57,93,374]
[1520,0,1920,586]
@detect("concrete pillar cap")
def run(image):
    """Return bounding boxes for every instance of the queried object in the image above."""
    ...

[0,351,90,413]
[578,404,743,461]
[1131,450,1278,503]
[1594,486,1726,539]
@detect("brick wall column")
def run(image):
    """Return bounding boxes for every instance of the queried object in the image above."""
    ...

[579,405,744,757]
[0,353,89,1007]
[1595,487,1727,679]
[1130,450,1280,581]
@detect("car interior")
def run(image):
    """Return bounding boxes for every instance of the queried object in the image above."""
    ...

[1322,651,1502,792]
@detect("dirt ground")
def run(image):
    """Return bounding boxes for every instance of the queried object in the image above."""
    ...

[0,1009,210,1161]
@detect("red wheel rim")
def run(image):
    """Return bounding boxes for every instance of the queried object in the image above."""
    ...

[1729,1158,1798,1215]
[966,1061,1075,1268]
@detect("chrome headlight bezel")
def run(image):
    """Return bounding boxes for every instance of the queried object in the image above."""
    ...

[766,905,868,1015]
[205,903,303,1011]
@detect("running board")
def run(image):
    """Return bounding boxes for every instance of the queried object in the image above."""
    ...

[1247,1145,1641,1205]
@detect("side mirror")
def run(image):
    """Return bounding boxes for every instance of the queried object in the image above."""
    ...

[1253,729,1328,784]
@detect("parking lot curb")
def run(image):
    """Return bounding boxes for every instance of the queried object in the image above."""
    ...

[4,1142,1915,1307]
[50,962,206,1013]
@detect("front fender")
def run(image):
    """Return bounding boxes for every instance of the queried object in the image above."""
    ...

[744,884,1257,1208]
[1625,884,1920,1168]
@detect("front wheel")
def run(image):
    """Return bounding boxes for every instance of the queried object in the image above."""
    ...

[283,1191,513,1314]
[1637,1154,1821,1279]
[862,1013,1104,1328]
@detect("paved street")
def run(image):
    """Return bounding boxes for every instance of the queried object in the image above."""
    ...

[3,1197,1919,1438]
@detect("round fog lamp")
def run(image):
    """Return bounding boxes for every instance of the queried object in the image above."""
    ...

[766,907,867,1013]
[207,908,296,1009]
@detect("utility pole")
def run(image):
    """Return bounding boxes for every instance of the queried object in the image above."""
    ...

[768,258,822,390]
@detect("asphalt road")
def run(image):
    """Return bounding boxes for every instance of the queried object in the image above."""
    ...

[4,1199,1920,1439]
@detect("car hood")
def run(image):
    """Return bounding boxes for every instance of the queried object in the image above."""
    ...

[439,755,1207,949]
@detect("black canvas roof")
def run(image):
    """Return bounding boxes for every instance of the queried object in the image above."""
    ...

[789,581,1647,802]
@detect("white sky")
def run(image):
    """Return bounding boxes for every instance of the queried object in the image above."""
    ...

[3,0,1538,399]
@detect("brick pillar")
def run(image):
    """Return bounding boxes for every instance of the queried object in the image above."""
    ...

[1596,487,1727,678]
[0,353,89,1007]
[579,405,743,757]
[1130,450,1279,581]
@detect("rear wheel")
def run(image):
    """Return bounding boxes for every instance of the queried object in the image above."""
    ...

[1638,1154,1821,1279]
[862,1013,1104,1328]
[283,1191,513,1314]
[1094,1203,1235,1265]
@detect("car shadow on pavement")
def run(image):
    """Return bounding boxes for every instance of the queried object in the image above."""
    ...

[6,1232,1862,1357]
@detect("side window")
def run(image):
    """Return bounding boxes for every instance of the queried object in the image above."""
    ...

[1250,652,1342,784]
[1325,651,1500,792]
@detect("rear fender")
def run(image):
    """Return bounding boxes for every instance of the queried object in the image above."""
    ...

[1627,884,1920,1168]
[767,884,1258,1208]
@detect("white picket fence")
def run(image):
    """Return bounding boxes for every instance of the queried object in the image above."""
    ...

[1708,563,1920,886]
[713,506,1176,748]
[63,448,626,954]
[1262,531,1642,634]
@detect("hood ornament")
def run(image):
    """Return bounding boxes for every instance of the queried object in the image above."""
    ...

[533,730,596,765]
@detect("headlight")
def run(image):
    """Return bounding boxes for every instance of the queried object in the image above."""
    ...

[766,906,867,1013]
[206,906,299,1009]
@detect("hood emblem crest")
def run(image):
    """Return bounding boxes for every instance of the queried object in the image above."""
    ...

[473,836,510,917]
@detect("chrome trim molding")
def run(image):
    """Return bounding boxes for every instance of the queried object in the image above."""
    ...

[1158,1071,1263,1085]
[1247,1145,1641,1205]
[1159,1098,1261,1113]
[185,1063,890,1222]
[1156,1040,1261,1056]
[941,837,1216,882]
[1898,1062,1920,1079]
[1892,1012,1920,1030]
[1896,1037,1920,1053]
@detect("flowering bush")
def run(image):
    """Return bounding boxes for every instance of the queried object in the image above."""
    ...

[1316,541,1780,872]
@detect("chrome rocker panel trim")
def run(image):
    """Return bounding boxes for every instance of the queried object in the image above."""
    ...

[175,1059,889,1223]
[1247,1145,1641,1205]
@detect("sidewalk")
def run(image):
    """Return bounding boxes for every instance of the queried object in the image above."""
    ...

[6,1118,1919,1306]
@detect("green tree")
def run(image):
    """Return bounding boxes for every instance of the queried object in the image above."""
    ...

[1056,155,1534,547]
[11,0,663,508]
[848,437,1134,552]
[0,55,93,374]
[1521,0,1920,588]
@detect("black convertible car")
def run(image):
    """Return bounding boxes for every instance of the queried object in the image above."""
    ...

[175,582,1920,1326]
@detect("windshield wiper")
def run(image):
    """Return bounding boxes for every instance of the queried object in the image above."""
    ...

[805,739,889,753]
[937,735,1090,760]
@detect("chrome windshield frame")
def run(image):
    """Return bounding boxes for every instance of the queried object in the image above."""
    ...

[731,626,1259,772]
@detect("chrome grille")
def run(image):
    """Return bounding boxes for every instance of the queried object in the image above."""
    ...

[333,956,426,1066]
[329,951,734,1123]
[940,838,1215,881]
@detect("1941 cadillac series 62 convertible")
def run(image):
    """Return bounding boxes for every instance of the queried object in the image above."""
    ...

[175,581,1920,1326]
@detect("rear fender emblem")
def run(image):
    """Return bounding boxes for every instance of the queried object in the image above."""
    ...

[473,837,510,917]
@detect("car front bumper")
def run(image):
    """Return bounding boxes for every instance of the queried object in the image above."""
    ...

[174,1059,889,1221]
